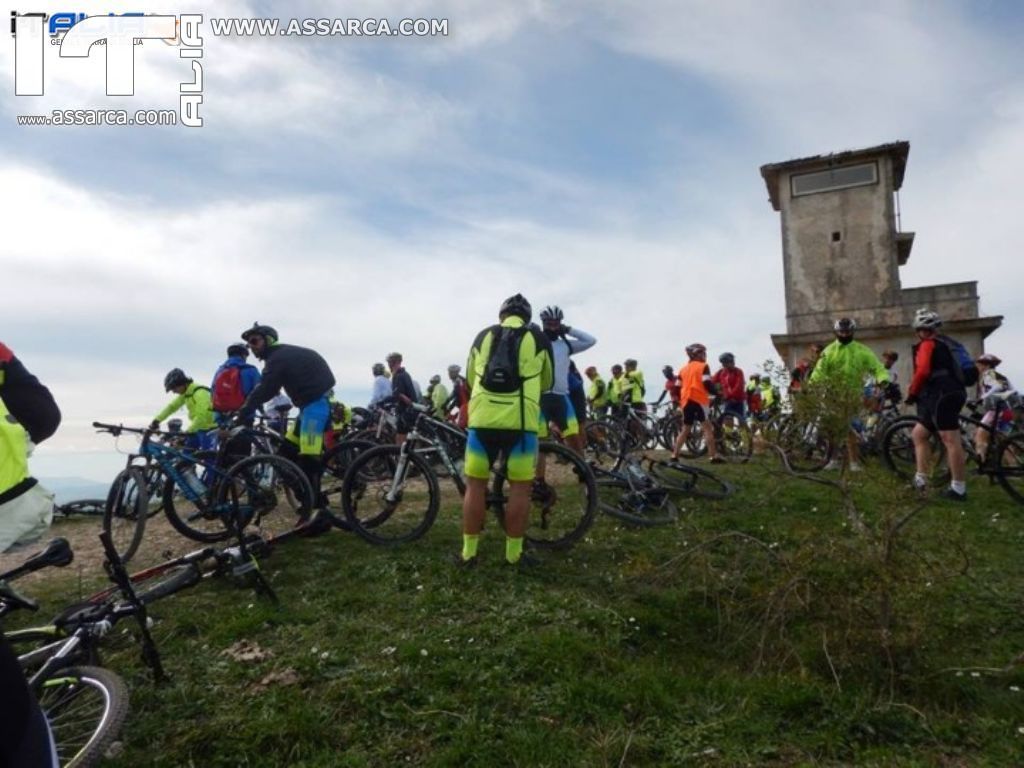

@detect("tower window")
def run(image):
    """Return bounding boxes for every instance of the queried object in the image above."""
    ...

[791,162,878,198]
[831,231,841,242]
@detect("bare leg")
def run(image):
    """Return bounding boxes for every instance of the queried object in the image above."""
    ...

[939,429,966,484]
[461,477,488,535]
[503,480,532,537]
[911,422,932,476]
[703,420,717,459]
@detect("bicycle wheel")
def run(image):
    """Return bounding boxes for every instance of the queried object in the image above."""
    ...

[774,416,832,472]
[597,477,678,527]
[217,454,316,542]
[647,459,734,500]
[880,416,949,486]
[491,441,597,550]
[717,414,753,463]
[36,665,130,768]
[657,412,681,451]
[995,432,1024,504]
[162,458,231,543]
[321,439,376,529]
[341,444,440,545]
[584,419,625,472]
[102,468,147,565]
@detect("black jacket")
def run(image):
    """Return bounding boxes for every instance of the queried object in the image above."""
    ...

[391,367,417,404]
[240,343,336,416]
[0,344,61,444]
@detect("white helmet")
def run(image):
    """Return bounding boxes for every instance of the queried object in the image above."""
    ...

[912,308,942,330]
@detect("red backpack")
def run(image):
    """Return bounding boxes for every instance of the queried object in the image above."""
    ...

[212,366,245,412]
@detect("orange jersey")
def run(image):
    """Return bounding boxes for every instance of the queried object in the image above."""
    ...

[679,361,711,406]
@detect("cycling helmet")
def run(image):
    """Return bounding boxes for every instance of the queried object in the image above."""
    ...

[164,368,189,391]
[833,317,857,334]
[447,364,461,374]
[241,322,278,343]
[372,363,386,376]
[386,352,402,364]
[719,352,735,365]
[611,364,623,374]
[882,349,899,362]
[499,293,532,322]
[430,374,441,384]
[585,365,597,376]
[976,353,1001,367]
[539,305,564,322]
[662,365,674,378]
[624,358,637,367]
[227,343,248,358]
[685,343,706,360]
[912,308,942,330]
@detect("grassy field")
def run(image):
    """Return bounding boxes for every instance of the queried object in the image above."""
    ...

[8,456,1024,767]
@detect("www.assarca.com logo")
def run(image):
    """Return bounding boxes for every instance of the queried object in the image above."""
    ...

[12,12,204,127]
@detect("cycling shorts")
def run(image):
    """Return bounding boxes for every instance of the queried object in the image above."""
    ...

[917,389,966,433]
[286,395,331,456]
[539,393,579,438]
[568,388,588,426]
[722,401,746,422]
[464,428,538,482]
[682,401,708,425]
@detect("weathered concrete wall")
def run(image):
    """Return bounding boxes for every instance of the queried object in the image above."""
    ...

[779,154,903,336]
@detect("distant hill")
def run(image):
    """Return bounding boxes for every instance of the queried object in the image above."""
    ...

[38,477,108,505]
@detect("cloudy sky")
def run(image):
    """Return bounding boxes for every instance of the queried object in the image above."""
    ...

[2,0,1022,480]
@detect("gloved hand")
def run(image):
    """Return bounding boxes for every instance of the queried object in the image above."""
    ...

[904,395,917,406]
[149,420,160,431]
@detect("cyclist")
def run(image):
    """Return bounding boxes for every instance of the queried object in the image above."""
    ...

[0,342,60,554]
[210,343,262,461]
[235,323,336,512]
[654,365,681,408]
[671,343,722,464]
[584,365,609,418]
[789,343,824,394]
[880,350,902,405]
[151,369,217,451]
[568,360,589,435]
[368,363,391,407]
[608,364,625,415]
[746,374,764,419]
[712,352,747,424]
[426,374,449,420]
[538,306,595,455]
[0,341,61,767]
[620,359,646,412]
[973,353,1018,463]
[459,294,553,568]
[444,364,469,428]
[905,309,968,500]
[809,318,888,472]
[386,352,418,445]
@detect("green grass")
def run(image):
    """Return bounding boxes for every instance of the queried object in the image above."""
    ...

[12,457,1024,766]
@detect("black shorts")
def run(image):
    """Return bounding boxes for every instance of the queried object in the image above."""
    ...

[541,393,571,431]
[395,408,417,435]
[682,401,707,425]
[569,389,587,425]
[917,389,966,432]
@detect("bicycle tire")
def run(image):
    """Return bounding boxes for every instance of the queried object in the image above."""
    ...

[596,477,678,527]
[717,414,753,463]
[647,459,734,500]
[995,432,1024,504]
[162,461,231,543]
[36,664,129,768]
[102,468,147,565]
[773,416,832,472]
[340,444,440,545]
[217,454,316,542]
[584,419,626,472]
[321,439,377,530]
[491,441,597,550]
[880,415,950,486]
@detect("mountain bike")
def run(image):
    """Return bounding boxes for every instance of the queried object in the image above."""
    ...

[660,399,754,463]
[95,423,316,560]
[337,404,597,549]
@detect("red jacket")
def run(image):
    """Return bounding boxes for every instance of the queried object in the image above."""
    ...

[712,367,746,402]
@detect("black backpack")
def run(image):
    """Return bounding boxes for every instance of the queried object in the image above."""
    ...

[481,325,528,393]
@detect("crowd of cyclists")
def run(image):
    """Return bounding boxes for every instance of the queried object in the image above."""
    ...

[0,296,1020,765]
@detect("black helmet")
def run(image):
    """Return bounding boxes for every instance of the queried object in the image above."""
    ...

[662,365,674,378]
[499,294,532,322]
[241,322,279,343]
[624,358,637,368]
[833,317,857,334]
[719,352,735,365]
[164,368,189,391]
[227,343,248,358]
[540,305,564,322]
